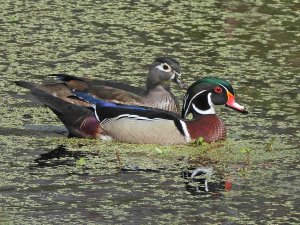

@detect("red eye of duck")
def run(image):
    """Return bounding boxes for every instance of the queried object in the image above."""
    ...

[214,86,223,93]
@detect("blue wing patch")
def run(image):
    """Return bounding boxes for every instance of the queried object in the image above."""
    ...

[73,91,146,111]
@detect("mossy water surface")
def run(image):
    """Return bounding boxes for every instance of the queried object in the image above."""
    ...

[0,1,299,224]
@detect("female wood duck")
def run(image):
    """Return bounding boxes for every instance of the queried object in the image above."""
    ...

[15,77,248,144]
[44,57,186,113]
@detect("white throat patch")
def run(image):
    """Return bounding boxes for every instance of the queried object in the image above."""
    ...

[183,90,217,117]
[191,93,215,115]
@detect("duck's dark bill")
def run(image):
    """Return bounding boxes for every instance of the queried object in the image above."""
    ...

[173,72,189,89]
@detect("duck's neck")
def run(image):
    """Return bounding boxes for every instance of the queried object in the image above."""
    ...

[144,85,179,113]
[146,80,171,94]
[186,114,226,143]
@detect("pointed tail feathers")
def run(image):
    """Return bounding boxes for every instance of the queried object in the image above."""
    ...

[48,73,85,82]
[28,87,102,138]
[48,74,145,95]
[15,81,38,90]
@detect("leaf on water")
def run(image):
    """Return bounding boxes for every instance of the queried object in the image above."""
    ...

[155,147,163,154]
[76,157,86,167]
[240,147,251,154]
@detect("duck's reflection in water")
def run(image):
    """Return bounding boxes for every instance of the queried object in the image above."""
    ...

[182,167,232,197]
[30,145,86,168]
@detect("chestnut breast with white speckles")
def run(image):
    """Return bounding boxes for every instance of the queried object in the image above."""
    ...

[186,115,226,143]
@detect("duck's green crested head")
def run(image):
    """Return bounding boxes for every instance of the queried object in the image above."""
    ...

[188,77,235,95]
[182,77,248,118]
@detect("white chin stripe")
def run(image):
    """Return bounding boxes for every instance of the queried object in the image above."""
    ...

[207,93,216,114]
[183,90,206,118]
[190,92,216,115]
[192,103,215,115]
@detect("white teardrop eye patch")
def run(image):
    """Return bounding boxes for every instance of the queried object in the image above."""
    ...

[156,63,171,72]
[162,63,171,71]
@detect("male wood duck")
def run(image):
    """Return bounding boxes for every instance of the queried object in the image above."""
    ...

[43,57,186,113]
[15,77,248,144]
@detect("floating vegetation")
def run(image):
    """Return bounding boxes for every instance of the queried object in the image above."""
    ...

[0,0,299,224]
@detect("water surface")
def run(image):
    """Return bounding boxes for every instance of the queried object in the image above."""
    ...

[0,1,299,224]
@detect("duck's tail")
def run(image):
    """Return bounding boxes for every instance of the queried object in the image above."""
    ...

[15,80,37,89]
[15,81,102,138]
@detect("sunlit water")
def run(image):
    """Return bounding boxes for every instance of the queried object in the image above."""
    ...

[0,1,299,224]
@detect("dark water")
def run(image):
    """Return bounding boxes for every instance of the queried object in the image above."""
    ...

[0,1,299,224]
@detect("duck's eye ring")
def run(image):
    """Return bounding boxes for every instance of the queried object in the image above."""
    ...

[214,86,223,93]
[163,63,170,71]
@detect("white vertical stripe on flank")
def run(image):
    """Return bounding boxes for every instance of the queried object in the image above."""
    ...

[179,120,191,143]
[92,104,100,121]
